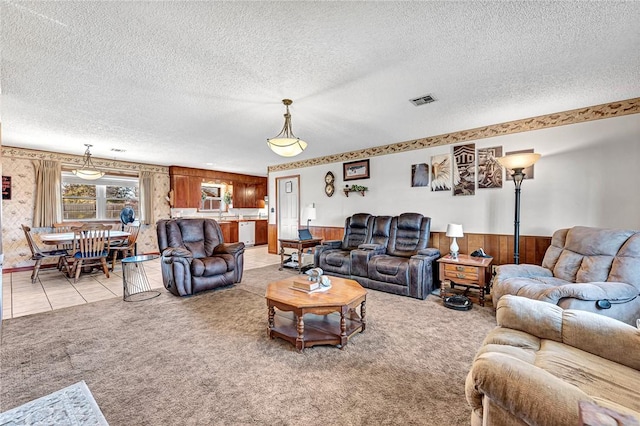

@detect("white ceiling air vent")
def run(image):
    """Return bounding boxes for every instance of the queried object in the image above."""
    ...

[410,94,436,106]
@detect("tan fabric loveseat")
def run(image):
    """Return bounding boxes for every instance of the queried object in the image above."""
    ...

[493,226,640,325]
[466,295,640,426]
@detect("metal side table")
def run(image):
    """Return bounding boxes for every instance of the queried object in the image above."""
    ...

[122,254,161,302]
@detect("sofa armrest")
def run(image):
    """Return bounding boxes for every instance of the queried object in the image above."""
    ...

[214,242,245,256]
[495,263,552,281]
[162,247,193,258]
[497,295,640,370]
[465,352,591,426]
[417,247,440,257]
[358,243,386,253]
[314,240,344,267]
[320,240,343,249]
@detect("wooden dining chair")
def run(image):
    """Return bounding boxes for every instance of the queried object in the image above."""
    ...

[22,224,71,283]
[109,224,140,271]
[52,222,83,270]
[70,224,111,283]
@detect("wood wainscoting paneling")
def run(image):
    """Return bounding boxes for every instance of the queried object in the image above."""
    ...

[430,232,551,266]
[269,225,551,266]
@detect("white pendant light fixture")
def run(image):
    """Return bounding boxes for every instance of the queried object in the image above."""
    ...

[267,99,307,157]
[72,144,105,180]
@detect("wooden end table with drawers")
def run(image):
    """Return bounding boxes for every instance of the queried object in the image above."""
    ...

[437,254,493,307]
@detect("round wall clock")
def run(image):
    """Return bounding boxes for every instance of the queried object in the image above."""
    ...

[325,171,335,184]
[325,183,335,197]
[324,172,335,197]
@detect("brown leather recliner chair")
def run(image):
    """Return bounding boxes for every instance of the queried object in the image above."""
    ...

[157,218,245,296]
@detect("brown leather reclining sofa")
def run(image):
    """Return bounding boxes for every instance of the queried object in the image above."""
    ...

[314,213,440,299]
[157,218,245,296]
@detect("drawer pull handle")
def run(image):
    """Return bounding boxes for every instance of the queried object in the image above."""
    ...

[457,273,466,279]
[456,266,465,271]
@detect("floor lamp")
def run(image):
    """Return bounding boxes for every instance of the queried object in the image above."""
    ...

[306,203,316,229]
[497,152,541,265]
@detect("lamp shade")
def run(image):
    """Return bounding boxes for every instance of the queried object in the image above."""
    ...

[307,206,317,221]
[496,153,541,170]
[267,99,307,157]
[267,138,307,157]
[445,223,464,238]
[71,168,105,180]
[71,144,105,180]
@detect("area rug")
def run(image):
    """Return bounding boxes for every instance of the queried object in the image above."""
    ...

[0,381,108,426]
[1,265,497,425]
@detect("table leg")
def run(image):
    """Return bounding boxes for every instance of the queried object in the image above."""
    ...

[440,279,450,300]
[279,245,285,271]
[268,305,275,338]
[339,307,348,348]
[297,246,302,274]
[360,299,367,332]
[479,285,485,307]
[296,315,305,352]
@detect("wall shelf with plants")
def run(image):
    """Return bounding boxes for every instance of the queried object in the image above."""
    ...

[343,184,368,197]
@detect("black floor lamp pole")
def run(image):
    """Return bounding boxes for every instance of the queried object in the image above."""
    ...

[512,172,524,265]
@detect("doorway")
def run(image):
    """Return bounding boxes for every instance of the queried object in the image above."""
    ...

[276,176,300,240]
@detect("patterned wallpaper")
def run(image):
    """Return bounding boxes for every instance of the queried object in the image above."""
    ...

[1,149,170,269]
[268,97,640,172]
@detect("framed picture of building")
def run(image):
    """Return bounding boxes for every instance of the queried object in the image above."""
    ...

[453,143,475,196]
[343,159,370,181]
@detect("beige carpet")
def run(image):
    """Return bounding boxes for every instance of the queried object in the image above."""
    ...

[0,265,497,425]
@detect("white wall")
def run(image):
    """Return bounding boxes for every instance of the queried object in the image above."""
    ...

[268,113,640,236]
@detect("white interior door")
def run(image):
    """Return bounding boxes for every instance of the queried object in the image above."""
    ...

[277,177,299,240]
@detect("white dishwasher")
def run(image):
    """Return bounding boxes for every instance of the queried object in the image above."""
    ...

[238,221,255,246]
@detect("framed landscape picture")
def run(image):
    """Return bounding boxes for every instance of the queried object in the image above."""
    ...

[343,159,370,181]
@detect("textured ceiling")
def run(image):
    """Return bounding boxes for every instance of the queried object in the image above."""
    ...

[2,1,639,176]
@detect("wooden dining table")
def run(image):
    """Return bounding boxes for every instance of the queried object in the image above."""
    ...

[40,230,130,245]
[40,230,132,278]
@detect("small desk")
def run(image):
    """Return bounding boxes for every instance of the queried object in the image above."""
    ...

[437,254,493,307]
[122,254,161,302]
[278,238,322,274]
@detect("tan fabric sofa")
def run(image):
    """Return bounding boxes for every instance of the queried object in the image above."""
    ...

[493,226,640,325]
[466,295,640,426]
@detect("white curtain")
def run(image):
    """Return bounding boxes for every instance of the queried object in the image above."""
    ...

[139,171,154,225]
[33,160,62,227]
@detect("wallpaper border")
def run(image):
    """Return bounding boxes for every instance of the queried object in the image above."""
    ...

[267,97,640,172]
[1,146,169,174]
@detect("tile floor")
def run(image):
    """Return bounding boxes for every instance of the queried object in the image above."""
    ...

[2,245,281,320]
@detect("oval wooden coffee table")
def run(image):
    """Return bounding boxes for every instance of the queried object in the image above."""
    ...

[265,276,367,352]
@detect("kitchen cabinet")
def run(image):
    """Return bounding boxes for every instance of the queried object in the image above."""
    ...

[233,182,247,208]
[255,220,268,245]
[168,166,267,210]
[171,175,201,208]
[219,222,238,243]
[233,183,266,208]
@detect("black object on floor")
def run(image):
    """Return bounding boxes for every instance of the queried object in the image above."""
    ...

[443,295,473,311]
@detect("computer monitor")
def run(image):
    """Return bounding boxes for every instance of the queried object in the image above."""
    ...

[298,228,313,240]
